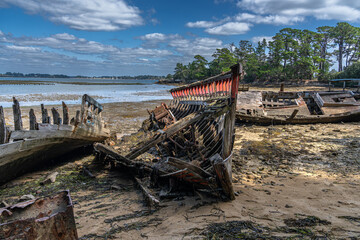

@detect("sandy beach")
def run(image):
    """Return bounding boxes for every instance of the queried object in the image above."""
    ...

[1,89,360,239]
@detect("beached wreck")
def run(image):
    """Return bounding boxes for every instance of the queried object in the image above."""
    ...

[236,89,360,125]
[94,64,242,202]
[0,94,110,184]
[0,190,78,239]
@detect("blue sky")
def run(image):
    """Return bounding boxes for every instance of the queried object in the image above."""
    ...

[0,0,359,76]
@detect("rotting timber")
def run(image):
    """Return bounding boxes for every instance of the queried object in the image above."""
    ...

[95,64,242,202]
[236,87,360,125]
[0,190,78,240]
[0,94,110,184]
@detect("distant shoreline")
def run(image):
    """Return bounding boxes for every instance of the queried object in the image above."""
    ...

[0,80,146,86]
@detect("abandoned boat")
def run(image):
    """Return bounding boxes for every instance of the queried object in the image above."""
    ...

[0,190,78,240]
[0,94,110,184]
[94,64,242,202]
[236,90,360,125]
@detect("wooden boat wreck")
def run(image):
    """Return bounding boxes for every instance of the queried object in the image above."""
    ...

[94,64,242,202]
[236,89,360,125]
[0,94,110,184]
[0,190,78,239]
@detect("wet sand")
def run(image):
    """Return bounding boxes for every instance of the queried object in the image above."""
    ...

[1,93,360,239]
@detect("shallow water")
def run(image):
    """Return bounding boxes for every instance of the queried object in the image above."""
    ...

[0,77,172,107]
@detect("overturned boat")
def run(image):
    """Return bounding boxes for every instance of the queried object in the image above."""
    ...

[0,94,110,184]
[95,64,242,202]
[236,89,360,125]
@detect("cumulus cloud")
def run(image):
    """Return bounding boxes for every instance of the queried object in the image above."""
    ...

[205,22,251,35]
[168,37,223,56]
[237,0,360,21]
[235,13,304,25]
[0,30,226,75]
[1,0,143,31]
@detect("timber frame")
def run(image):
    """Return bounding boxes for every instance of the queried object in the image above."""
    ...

[95,64,242,202]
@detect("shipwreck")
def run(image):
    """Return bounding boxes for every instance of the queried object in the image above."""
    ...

[0,94,110,184]
[236,88,360,125]
[94,64,242,202]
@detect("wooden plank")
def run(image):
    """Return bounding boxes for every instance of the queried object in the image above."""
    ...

[134,177,160,208]
[62,102,69,125]
[29,109,37,130]
[287,109,299,120]
[51,108,61,125]
[12,97,23,130]
[0,106,6,144]
[166,157,212,178]
[41,104,50,124]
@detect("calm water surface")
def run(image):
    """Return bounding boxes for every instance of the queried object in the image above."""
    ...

[0,78,172,107]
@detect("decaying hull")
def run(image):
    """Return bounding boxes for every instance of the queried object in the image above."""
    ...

[95,64,242,201]
[236,90,360,125]
[0,94,110,184]
[0,190,78,240]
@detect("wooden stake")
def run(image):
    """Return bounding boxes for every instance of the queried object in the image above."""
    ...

[62,102,69,125]
[41,104,49,124]
[0,106,6,144]
[12,97,23,130]
[75,110,80,125]
[29,109,38,130]
[51,107,61,125]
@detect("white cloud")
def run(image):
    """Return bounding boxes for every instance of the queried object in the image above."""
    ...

[1,0,143,31]
[139,33,167,41]
[235,13,304,25]
[186,21,220,28]
[237,0,360,21]
[251,36,273,43]
[205,22,251,35]
[6,45,40,52]
[169,37,223,57]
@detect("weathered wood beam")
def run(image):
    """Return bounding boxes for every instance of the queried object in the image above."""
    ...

[41,104,50,124]
[51,107,61,125]
[62,102,69,125]
[287,109,299,120]
[75,110,80,125]
[211,154,235,200]
[29,109,37,130]
[12,97,23,130]
[134,177,160,208]
[166,157,212,178]
[0,106,6,144]
[94,143,133,166]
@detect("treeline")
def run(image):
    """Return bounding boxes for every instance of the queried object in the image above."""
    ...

[0,72,165,80]
[172,22,360,82]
